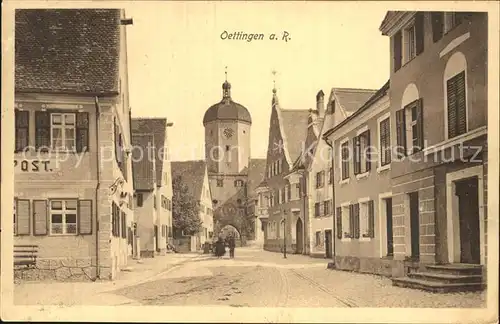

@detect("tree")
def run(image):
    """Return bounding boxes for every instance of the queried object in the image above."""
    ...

[172,175,202,236]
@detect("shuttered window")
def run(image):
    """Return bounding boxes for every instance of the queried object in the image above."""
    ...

[341,141,350,180]
[49,200,77,235]
[447,71,467,139]
[16,199,31,235]
[431,12,444,42]
[76,112,89,153]
[33,200,48,235]
[396,109,407,157]
[351,203,360,239]
[379,118,391,166]
[78,200,93,235]
[328,167,333,184]
[336,207,342,239]
[121,211,127,239]
[368,200,375,238]
[15,110,29,152]
[35,111,51,151]
[112,202,121,237]
[314,203,321,217]
[415,12,425,55]
[323,200,331,216]
[354,130,371,174]
[393,31,402,72]
[353,136,360,175]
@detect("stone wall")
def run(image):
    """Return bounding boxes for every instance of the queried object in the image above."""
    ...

[334,256,405,278]
[14,257,98,282]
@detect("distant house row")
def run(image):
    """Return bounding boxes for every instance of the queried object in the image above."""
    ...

[253,11,488,291]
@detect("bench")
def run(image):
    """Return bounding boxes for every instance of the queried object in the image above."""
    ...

[14,245,39,268]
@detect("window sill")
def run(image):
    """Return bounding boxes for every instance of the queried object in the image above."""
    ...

[341,238,352,242]
[377,164,391,173]
[339,178,350,185]
[355,172,369,180]
[423,126,487,156]
[49,233,78,237]
[359,237,372,242]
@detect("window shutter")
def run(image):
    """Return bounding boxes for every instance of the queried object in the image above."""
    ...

[415,12,425,55]
[78,200,93,235]
[353,136,360,175]
[365,131,371,172]
[368,200,375,238]
[16,199,31,235]
[33,200,48,236]
[396,109,407,157]
[15,110,29,153]
[393,31,402,72]
[349,205,355,238]
[431,12,444,42]
[121,211,127,239]
[447,76,458,138]
[456,71,467,136]
[415,99,424,150]
[336,207,342,239]
[353,203,360,239]
[35,111,51,151]
[76,112,89,153]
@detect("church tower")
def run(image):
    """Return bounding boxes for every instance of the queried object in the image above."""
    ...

[203,71,252,206]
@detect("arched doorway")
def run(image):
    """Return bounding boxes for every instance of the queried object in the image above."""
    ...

[296,218,304,254]
[218,224,242,247]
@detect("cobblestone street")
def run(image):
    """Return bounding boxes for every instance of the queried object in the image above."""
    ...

[111,248,486,308]
[15,247,486,308]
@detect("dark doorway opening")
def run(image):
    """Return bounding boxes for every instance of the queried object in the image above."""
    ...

[385,197,394,257]
[455,177,480,264]
[325,230,333,258]
[295,218,304,254]
[409,192,420,259]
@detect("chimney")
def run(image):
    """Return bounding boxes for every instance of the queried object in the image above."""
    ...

[316,90,325,116]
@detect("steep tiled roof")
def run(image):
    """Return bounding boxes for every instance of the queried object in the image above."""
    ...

[15,9,121,95]
[131,118,167,187]
[332,88,378,118]
[131,134,156,191]
[242,159,267,198]
[280,109,310,163]
[171,160,207,200]
[323,81,390,138]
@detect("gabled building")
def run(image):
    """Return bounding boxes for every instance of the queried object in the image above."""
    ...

[259,87,310,253]
[14,9,134,280]
[323,82,393,275]
[131,118,174,257]
[303,87,377,259]
[379,11,487,291]
[171,160,214,252]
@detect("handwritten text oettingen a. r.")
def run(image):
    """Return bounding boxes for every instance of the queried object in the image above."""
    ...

[220,31,291,42]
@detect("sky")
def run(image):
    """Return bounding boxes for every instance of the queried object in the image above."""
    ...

[126,2,390,161]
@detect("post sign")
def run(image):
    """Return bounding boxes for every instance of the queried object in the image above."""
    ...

[14,159,56,173]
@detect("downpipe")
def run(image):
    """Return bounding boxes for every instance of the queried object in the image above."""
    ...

[323,137,336,268]
[95,96,101,279]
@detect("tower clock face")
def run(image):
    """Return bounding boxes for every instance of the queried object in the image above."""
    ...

[223,128,234,139]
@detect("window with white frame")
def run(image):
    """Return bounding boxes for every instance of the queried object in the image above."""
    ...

[353,130,371,175]
[316,171,325,188]
[444,12,466,34]
[406,104,420,152]
[315,231,321,246]
[379,117,391,167]
[341,205,351,239]
[314,202,321,217]
[217,179,223,187]
[396,99,424,156]
[51,113,76,151]
[234,179,244,187]
[359,201,369,238]
[404,23,416,63]
[50,199,78,235]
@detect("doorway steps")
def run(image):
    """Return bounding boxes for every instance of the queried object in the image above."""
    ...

[392,263,485,293]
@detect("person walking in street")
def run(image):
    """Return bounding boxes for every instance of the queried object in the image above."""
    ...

[215,237,226,258]
[228,234,236,259]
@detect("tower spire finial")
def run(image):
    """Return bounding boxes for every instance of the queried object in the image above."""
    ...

[225,66,228,82]
[272,70,277,94]
[222,66,231,100]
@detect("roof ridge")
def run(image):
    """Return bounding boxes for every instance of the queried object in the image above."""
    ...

[332,88,378,93]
